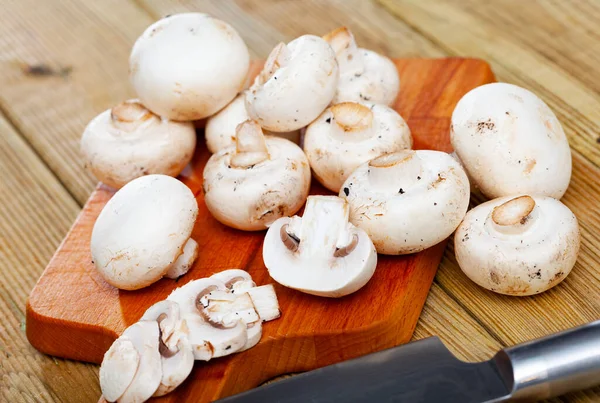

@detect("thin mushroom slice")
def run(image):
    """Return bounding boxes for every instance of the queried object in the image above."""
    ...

[247,285,281,322]
[263,195,377,297]
[99,337,140,402]
[140,300,181,353]
[210,269,256,292]
[153,329,195,397]
[240,321,263,352]
[166,238,199,280]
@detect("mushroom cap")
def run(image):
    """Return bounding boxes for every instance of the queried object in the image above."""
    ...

[80,100,196,189]
[455,195,580,296]
[263,195,377,297]
[340,150,470,255]
[165,238,199,280]
[324,27,399,106]
[245,35,339,131]
[91,175,198,290]
[203,133,311,231]
[451,82,572,199]
[304,102,412,192]
[130,13,250,121]
[100,337,140,402]
[205,94,300,153]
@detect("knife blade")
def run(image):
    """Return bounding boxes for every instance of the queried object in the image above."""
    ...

[217,320,600,403]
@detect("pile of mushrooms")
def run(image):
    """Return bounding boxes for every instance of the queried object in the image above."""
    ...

[99,269,281,401]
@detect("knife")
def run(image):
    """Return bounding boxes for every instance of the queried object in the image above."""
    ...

[217,320,600,402]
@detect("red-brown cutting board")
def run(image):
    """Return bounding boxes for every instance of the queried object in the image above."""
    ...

[26,58,495,402]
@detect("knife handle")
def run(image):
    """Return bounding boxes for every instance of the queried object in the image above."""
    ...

[494,320,600,401]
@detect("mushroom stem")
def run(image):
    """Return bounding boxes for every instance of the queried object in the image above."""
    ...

[110,100,155,131]
[256,42,291,86]
[330,102,374,141]
[367,151,423,191]
[323,26,362,74]
[230,120,270,168]
[487,195,540,235]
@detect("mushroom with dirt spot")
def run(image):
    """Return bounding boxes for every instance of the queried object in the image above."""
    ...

[339,150,470,255]
[263,195,377,297]
[304,101,412,192]
[451,82,572,199]
[323,27,400,106]
[203,120,311,231]
[80,100,196,189]
[454,195,580,296]
[130,13,250,121]
[245,35,339,132]
[91,174,199,290]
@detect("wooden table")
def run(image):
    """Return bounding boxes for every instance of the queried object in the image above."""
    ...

[1,1,599,402]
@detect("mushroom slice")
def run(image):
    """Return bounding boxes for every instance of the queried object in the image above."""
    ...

[210,269,256,292]
[247,285,281,322]
[245,35,339,132]
[153,327,195,397]
[263,195,377,297]
[203,120,311,231]
[323,27,400,106]
[240,321,263,352]
[339,150,470,255]
[91,175,198,290]
[140,300,180,353]
[80,99,196,189]
[117,321,162,403]
[304,102,412,192]
[450,82,572,199]
[455,195,580,296]
[205,94,300,153]
[165,238,199,280]
[100,337,140,402]
[200,291,260,326]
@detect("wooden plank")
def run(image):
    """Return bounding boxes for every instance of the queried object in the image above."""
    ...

[0,114,100,402]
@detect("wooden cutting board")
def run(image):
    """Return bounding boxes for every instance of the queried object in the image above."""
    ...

[26,58,495,402]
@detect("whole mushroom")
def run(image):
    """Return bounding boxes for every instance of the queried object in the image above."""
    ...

[304,102,412,192]
[80,100,196,189]
[91,175,199,290]
[245,35,339,132]
[263,195,377,297]
[205,94,300,153]
[451,82,572,199]
[203,120,311,231]
[323,27,400,106]
[339,150,470,255]
[455,195,580,296]
[130,13,250,121]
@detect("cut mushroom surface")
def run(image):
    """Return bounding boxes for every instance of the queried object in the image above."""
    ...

[451,82,572,199]
[205,94,300,153]
[324,27,400,106]
[245,35,339,132]
[80,100,196,189]
[340,150,470,255]
[304,102,412,192]
[99,338,140,402]
[130,13,249,121]
[91,175,198,290]
[203,120,311,231]
[455,195,580,296]
[263,195,377,297]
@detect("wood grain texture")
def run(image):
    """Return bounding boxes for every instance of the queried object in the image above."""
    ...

[26,58,495,402]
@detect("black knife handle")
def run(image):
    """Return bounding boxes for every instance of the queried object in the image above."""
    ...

[493,320,600,401]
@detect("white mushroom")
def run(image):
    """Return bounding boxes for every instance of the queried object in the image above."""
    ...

[80,100,196,189]
[323,27,400,106]
[203,120,311,231]
[304,102,412,192]
[130,13,250,121]
[245,35,339,132]
[339,150,470,255]
[205,94,300,153]
[455,195,580,296]
[451,82,572,199]
[263,195,377,297]
[91,175,198,290]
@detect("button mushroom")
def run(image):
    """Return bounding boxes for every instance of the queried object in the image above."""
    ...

[323,27,400,106]
[80,100,196,189]
[455,195,580,296]
[91,175,199,290]
[304,102,412,192]
[130,13,250,121]
[451,82,572,199]
[205,94,300,153]
[339,150,470,255]
[203,120,311,231]
[245,35,339,132]
[263,195,377,297]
